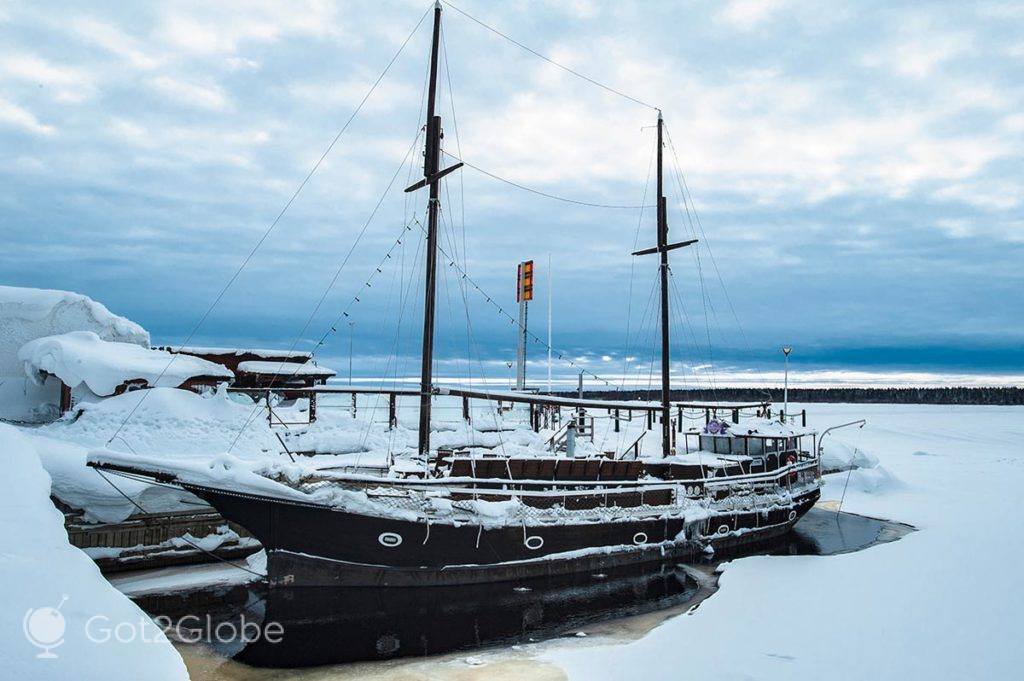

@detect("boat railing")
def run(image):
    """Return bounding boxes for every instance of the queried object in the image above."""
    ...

[339,458,821,514]
[227,385,770,435]
[316,456,818,494]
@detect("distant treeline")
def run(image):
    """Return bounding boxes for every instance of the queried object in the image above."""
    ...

[568,386,1024,405]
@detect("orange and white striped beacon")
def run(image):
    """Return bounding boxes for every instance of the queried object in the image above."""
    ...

[515,260,534,389]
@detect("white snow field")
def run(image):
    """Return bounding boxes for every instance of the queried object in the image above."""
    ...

[0,423,187,680]
[540,403,1024,680]
[8,383,1023,679]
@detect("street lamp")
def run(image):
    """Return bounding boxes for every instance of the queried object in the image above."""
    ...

[782,346,792,423]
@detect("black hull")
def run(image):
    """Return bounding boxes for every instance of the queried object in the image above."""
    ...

[185,482,820,587]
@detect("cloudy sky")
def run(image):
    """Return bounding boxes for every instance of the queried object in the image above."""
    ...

[1,0,1021,382]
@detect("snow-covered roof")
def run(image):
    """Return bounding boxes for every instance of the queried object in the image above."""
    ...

[688,417,816,438]
[164,346,313,360]
[19,331,232,396]
[0,285,149,376]
[235,360,336,377]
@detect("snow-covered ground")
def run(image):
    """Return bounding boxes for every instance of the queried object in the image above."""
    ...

[7,387,1023,679]
[0,423,187,680]
[535,403,1024,680]
[20,387,607,522]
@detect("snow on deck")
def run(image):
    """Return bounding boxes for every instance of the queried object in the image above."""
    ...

[235,360,336,377]
[19,331,232,396]
[0,423,187,679]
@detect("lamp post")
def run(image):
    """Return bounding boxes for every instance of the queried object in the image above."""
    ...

[782,346,792,422]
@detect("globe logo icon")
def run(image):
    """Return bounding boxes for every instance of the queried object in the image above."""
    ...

[23,595,69,659]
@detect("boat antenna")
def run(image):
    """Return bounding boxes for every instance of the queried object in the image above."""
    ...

[631,111,697,457]
[411,0,463,456]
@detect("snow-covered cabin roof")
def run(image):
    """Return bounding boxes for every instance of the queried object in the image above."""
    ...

[162,346,313,360]
[235,360,336,377]
[0,285,149,376]
[687,417,817,438]
[18,331,232,396]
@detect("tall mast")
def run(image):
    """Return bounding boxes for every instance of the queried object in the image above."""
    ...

[656,113,671,458]
[417,1,444,456]
[632,112,697,458]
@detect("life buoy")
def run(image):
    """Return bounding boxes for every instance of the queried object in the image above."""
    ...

[786,454,798,483]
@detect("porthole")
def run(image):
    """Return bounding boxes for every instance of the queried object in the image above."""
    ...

[378,531,403,547]
[633,532,648,545]
[375,634,400,656]
[525,535,544,550]
[717,524,731,535]
[788,510,797,521]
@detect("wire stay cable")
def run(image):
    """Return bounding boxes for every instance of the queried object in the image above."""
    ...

[441,0,658,111]
[442,152,651,209]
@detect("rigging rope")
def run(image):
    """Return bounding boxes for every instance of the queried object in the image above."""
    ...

[106,5,433,445]
[227,130,428,451]
[440,0,658,111]
[664,123,773,399]
[441,152,651,209]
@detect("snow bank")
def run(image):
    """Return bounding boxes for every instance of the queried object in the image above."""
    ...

[20,330,232,396]
[26,388,263,521]
[0,423,187,680]
[29,433,197,523]
[27,390,585,522]
[1,286,150,420]
[820,439,879,472]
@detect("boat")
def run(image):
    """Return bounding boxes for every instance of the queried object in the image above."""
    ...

[90,2,823,587]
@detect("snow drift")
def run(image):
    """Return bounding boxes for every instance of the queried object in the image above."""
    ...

[0,286,150,421]
[0,423,188,680]
[0,285,148,375]
[20,330,232,396]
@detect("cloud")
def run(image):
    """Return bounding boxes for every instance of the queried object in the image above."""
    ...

[862,26,973,79]
[69,17,161,70]
[716,0,789,31]
[0,53,96,103]
[153,1,345,55]
[0,97,55,135]
[0,0,1021,363]
[149,75,230,111]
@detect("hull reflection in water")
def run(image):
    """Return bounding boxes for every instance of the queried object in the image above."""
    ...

[136,508,912,670]
[231,563,698,668]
